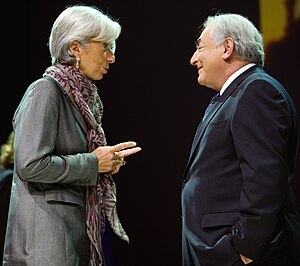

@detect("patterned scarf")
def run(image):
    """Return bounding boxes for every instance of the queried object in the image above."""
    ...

[43,64,129,266]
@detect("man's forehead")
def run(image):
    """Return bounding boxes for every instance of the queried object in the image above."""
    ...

[197,28,210,43]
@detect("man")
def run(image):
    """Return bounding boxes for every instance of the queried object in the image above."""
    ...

[181,13,300,266]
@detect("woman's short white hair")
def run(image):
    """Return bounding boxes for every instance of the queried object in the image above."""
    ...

[203,13,264,66]
[49,4,121,65]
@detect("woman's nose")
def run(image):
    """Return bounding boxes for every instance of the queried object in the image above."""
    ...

[107,52,116,64]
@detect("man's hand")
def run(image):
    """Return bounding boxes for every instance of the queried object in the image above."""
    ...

[240,254,253,264]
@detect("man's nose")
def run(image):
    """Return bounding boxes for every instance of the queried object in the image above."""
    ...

[190,51,198,66]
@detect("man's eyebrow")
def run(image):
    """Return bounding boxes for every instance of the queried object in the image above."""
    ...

[195,38,202,46]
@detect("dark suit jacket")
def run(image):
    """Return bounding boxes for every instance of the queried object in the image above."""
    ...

[181,65,300,266]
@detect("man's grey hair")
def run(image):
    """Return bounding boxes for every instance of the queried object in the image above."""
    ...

[203,13,264,66]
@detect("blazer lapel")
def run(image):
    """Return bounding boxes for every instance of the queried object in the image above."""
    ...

[67,99,88,134]
[43,76,87,134]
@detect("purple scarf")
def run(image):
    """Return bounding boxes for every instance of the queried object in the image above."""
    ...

[43,64,129,266]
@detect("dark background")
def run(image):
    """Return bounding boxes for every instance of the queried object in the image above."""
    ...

[1,1,299,266]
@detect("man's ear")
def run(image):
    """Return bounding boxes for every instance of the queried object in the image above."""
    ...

[69,41,81,57]
[222,37,234,59]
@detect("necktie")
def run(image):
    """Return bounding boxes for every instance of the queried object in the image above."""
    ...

[204,93,220,117]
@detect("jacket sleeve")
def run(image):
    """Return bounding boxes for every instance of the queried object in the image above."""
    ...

[231,78,292,260]
[13,78,98,186]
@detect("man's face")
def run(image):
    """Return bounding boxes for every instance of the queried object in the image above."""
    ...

[190,27,225,90]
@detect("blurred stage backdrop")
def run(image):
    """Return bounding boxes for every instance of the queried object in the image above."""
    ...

[1,0,299,265]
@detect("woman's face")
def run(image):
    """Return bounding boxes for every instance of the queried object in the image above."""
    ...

[78,41,116,81]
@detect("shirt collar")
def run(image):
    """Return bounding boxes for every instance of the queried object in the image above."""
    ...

[219,63,256,95]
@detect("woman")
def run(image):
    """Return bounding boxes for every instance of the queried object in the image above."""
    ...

[0,131,14,263]
[3,4,141,266]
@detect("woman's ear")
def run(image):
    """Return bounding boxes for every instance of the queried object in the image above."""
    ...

[69,41,81,57]
[222,37,234,60]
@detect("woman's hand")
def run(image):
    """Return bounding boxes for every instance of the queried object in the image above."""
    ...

[91,141,141,174]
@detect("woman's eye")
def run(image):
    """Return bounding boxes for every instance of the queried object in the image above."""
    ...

[102,42,113,52]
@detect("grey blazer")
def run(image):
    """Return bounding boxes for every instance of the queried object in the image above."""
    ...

[3,77,99,266]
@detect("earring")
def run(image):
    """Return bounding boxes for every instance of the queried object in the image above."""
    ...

[75,57,80,69]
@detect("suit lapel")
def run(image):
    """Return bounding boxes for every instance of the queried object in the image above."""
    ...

[183,65,260,179]
[184,93,226,175]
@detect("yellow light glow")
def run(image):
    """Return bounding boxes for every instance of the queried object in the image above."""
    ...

[260,0,300,47]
